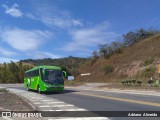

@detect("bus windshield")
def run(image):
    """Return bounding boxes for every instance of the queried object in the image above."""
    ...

[43,69,64,84]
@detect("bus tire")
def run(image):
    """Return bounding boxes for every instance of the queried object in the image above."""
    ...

[38,85,41,94]
[26,84,29,91]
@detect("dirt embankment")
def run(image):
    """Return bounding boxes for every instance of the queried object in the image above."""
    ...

[76,34,160,82]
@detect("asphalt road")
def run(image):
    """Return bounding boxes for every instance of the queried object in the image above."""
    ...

[0,84,160,120]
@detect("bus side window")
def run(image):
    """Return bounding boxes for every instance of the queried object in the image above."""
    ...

[27,72,30,77]
[26,72,28,77]
[40,68,44,80]
[32,71,36,77]
[36,70,39,76]
[31,71,33,77]
[29,72,31,77]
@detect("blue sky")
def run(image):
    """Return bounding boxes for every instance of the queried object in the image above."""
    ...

[0,0,160,63]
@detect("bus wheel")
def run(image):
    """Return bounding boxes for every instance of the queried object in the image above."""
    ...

[38,86,41,94]
[26,84,29,91]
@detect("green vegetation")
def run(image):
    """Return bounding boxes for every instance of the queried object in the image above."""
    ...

[0,56,87,83]
[76,28,160,83]
[91,28,159,60]
[148,79,160,87]
[137,80,142,86]
[103,65,114,75]
[154,80,160,87]
[131,79,136,86]
[123,29,159,46]
[121,79,142,86]
[121,79,160,88]
[0,28,160,84]
[21,56,87,76]
[0,61,33,83]
[143,58,154,66]
[98,42,123,59]
[142,66,156,78]
[148,80,154,87]
[90,51,99,65]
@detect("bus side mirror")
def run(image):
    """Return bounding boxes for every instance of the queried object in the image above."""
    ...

[63,71,67,78]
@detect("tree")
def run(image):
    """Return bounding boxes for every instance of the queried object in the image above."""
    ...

[123,31,137,46]
[123,28,160,46]
[98,44,113,59]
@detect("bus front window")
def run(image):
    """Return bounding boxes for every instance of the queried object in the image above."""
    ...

[44,70,64,84]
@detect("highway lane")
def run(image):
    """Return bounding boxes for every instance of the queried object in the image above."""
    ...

[1,84,160,111]
[1,84,160,120]
[46,89,160,111]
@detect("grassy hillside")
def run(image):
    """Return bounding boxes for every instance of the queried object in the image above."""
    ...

[76,34,160,83]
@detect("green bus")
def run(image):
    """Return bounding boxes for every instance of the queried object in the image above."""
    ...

[24,66,66,93]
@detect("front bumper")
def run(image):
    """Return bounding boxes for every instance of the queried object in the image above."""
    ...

[42,84,64,92]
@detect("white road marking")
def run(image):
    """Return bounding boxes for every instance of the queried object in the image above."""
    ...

[31,97,38,98]
[30,100,37,101]
[47,102,65,104]
[42,100,53,102]
[52,104,74,107]
[33,102,41,104]
[39,105,51,107]
[49,110,57,111]
[66,108,86,111]
[7,88,88,117]
[55,110,63,111]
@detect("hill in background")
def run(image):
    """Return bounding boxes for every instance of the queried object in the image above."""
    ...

[1,29,160,84]
[20,56,87,75]
[76,34,160,83]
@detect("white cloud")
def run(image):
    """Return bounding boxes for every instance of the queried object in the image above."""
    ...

[2,3,23,17]
[28,51,61,59]
[63,22,120,52]
[0,28,52,51]
[0,57,18,63]
[26,3,83,29]
[40,17,83,29]
[0,47,17,56]
[72,20,83,27]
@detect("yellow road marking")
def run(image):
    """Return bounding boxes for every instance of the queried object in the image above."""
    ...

[75,92,160,107]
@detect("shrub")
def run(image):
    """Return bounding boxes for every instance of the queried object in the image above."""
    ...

[142,66,156,78]
[125,80,129,86]
[148,80,154,87]
[131,79,136,86]
[144,58,154,66]
[154,80,159,87]
[103,65,114,75]
[137,80,142,86]
[121,80,125,85]
[128,80,132,86]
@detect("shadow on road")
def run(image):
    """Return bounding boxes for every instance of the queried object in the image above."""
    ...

[22,89,78,95]
[44,89,78,95]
